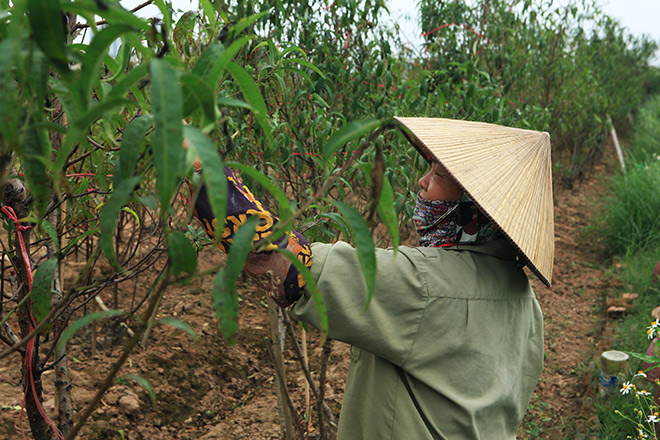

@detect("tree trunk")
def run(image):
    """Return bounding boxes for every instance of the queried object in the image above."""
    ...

[47,199,74,436]
[6,180,54,440]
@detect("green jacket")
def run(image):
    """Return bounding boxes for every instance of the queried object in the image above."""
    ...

[291,238,544,440]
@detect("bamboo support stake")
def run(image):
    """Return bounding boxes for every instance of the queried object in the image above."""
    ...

[608,115,626,172]
[266,297,295,440]
[302,327,311,430]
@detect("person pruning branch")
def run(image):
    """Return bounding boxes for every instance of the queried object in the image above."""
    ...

[191,117,553,439]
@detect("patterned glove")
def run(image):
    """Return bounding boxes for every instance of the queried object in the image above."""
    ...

[193,167,312,307]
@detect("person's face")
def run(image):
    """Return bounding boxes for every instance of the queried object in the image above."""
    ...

[418,162,463,201]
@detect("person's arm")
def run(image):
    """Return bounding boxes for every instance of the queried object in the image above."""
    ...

[192,167,312,307]
[291,242,427,365]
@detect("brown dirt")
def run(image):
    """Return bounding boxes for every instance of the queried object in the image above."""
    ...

[0,141,628,440]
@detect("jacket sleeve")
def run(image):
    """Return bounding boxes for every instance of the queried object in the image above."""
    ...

[290,242,429,366]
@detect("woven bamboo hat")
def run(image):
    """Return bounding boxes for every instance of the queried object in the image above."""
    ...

[394,116,554,287]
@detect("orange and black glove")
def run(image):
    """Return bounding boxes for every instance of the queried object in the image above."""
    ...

[193,167,312,307]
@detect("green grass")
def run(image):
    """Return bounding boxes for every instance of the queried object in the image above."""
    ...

[596,162,660,256]
[593,94,660,438]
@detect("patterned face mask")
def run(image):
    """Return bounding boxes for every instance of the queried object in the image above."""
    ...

[412,192,501,247]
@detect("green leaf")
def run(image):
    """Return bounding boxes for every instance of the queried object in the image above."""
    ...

[27,0,68,71]
[29,50,49,114]
[181,72,216,121]
[23,126,50,219]
[0,38,19,148]
[227,162,294,223]
[100,176,139,268]
[227,62,272,145]
[183,126,227,233]
[331,201,376,308]
[106,63,148,101]
[231,10,269,36]
[41,219,59,250]
[212,216,258,344]
[116,373,157,406]
[114,115,152,185]
[157,317,199,341]
[198,0,216,25]
[276,248,328,341]
[377,177,399,255]
[32,259,57,335]
[626,351,660,366]
[323,119,384,163]
[317,212,351,240]
[167,231,198,275]
[150,58,184,212]
[282,57,326,79]
[57,309,126,351]
[192,37,253,89]
[79,24,135,108]
[216,97,254,111]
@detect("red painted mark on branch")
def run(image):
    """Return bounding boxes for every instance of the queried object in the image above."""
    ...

[344,30,352,49]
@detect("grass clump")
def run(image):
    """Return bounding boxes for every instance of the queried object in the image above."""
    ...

[598,162,660,256]
[594,95,660,438]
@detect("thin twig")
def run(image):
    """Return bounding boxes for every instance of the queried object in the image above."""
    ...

[282,315,335,425]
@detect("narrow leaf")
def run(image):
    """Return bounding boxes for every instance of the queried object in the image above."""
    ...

[157,317,199,341]
[332,201,376,308]
[27,0,68,70]
[0,38,19,148]
[79,24,135,107]
[23,126,50,219]
[57,309,126,351]
[216,96,254,111]
[32,259,57,334]
[282,57,326,79]
[100,176,139,268]
[150,58,183,212]
[192,37,252,88]
[167,231,198,275]
[377,177,399,254]
[117,374,157,406]
[227,62,272,145]
[323,119,384,163]
[181,72,216,121]
[106,63,148,101]
[213,216,258,343]
[231,10,269,36]
[41,219,59,250]
[114,115,152,185]
[183,126,226,232]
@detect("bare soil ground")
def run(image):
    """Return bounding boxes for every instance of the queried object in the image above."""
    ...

[0,142,626,440]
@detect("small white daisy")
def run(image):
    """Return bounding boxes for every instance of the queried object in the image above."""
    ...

[635,370,648,379]
[621,381,634,395]
[646,412,659,423]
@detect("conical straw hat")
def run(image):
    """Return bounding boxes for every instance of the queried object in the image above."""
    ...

[394,116,554,287]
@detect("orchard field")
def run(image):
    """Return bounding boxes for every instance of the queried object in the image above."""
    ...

[0,0,659,439]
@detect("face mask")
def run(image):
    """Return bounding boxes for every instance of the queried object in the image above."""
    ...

[412,193,501,247]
